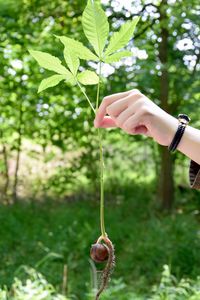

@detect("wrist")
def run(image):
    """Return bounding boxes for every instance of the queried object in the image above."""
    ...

[166,116,179,146]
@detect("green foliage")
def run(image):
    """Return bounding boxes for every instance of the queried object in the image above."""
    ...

[29,0,139,94]
[103,18,139,57]
[28,50,69,75]
[0,188,200,298]
[63,47,80,76]
[2,264,200,299]
[38,75,67,93]
[103,51,133,63]
[87,278,143,300]
[55,36,99,61]
[77,70,99,85]
[0,267,69,300]
[82,0,109,57]
[1,0,200,298]
[150,265,200,300]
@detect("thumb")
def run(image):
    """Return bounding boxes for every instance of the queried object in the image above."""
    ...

[94,116,117,128]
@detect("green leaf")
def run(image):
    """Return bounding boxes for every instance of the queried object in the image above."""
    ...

[103,50,133,63]
[63,48,80,76]
[67,76,77,86]
[29,50,69,75]
[82,0,109,57]
[104,17,140,56]
[56,35,99,61]
[77,70,99,85]
[38,75,67,93]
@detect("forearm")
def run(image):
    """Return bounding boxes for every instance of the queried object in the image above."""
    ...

[177,125,200,165]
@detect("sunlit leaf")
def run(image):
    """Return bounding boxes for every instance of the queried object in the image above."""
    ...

[63,48,80,76]
[56,35,99,61]
[82,0,109,57]
[104,17,140,56]
[29,50,69,75]
[77,70,99,85]
[38,75,67,93]
[67,76,77,86]
[103,50,133,63]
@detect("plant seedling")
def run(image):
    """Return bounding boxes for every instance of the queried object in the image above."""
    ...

[29,1,139,298]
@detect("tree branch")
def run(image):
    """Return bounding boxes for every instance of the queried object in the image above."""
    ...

[134,18,157,39]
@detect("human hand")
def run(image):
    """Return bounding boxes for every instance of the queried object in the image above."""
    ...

[94,89,178,146]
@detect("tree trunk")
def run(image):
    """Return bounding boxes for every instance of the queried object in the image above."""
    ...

[158,146,174,210]
[2,144,9,201]
[0,130,10,202]
[13,100,23,202]
[157,0,174,210]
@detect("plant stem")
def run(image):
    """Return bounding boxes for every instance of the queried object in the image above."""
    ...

[76,80,96,114]
[98,127,106,237]
[77,62,106,238]
[95,63,101,114]
[96,61,106,238]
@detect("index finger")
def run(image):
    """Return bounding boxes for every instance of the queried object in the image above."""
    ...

[94,89,133,126]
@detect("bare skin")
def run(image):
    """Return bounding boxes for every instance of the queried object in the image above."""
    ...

[94,89,200,165]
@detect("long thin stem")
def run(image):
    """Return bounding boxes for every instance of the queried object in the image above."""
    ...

[98,127,106,237]
[96,61,106,237]
[95,62,101,114]
[76,63,106,238]
[76,80,96,114]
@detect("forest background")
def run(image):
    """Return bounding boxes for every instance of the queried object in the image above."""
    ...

[0,0,200,299]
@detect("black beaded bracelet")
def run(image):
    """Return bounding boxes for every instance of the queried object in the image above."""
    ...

[168,114,190,152]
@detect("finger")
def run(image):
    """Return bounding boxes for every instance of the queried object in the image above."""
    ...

[95,89,135,126]
[115,98,144,127]
[106,92,142,118]
[106,97,128,118]
[133,125,148,135]
[94,116,117,128]
[123,111,143,134]
[115,106,135,127]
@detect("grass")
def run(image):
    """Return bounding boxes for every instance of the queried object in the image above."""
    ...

[0,182,200,299]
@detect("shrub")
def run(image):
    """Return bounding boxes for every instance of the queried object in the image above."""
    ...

[150,265,200,300]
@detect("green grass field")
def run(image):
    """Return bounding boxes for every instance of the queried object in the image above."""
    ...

[1,183,200,299]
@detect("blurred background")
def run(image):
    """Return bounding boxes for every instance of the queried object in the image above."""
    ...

[0,0,200,299]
